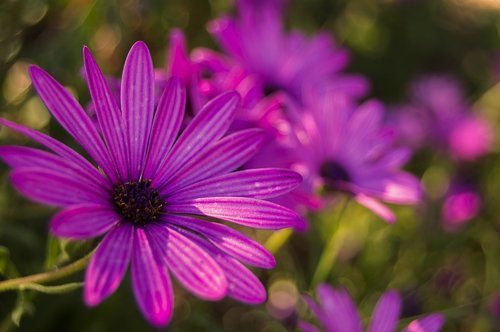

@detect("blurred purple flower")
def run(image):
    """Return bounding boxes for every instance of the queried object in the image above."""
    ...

[249,90,421,223]
[300,284,445,332]
[197,0,368,105]
[0,42,305,326]
[441,182,481,232]
[391,75,493,161]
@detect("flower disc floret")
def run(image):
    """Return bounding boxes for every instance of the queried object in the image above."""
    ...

[113,179,164,225]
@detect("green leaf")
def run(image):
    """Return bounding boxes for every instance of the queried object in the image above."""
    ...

[60,239,94,261]
[44,235,63,270]
[10,290,35,327]
[0,246,19,279]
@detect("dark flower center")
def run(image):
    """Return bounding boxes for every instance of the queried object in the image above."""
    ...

[113,179,164,225]
[264,83,281,96]
[319,160,351,191]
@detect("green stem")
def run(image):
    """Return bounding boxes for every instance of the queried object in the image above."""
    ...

[264,228,293,254]
[0,251,94,293]
[311,198,350,287]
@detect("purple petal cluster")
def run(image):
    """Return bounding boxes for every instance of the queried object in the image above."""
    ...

[0,42,304,326]
[203,0,369,104]
[248,90,422,223]
[391,75,493,161]
[300,284,445,332]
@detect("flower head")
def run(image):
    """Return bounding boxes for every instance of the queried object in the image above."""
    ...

[248,90,421,223]
[197,0,368,106]
[0,41,304,326]
[392,75,493,161]
[300,284,445,332]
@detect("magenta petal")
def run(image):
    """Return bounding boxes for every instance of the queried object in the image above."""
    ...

[160,128,265,195]
[317,285,363,332]
[355,194,396,224]
[167,197,303,229]
[166,29,192,84]
[121,41,155,179]
[303,294,327,324]
[0,146,107,188]
[50,204,120,239]
[0,118,104,184]
[214,256,266,304]
[152,91,240,189]
[147,223,227,301]
[403,313,445,332]
[10,167,108,207]
[28,65,117,182]
[143,77,185,179]
[367,290,401,332]
[376,148,412,169]
[84,47,130,181]
[84,223,133,306]
[178,229,267,304]
[168,168,301,201]
[208,17,244,59]
[360,172,422,204]
[297,321,321,332]
[131,227,173,327]
[165,215,275,268]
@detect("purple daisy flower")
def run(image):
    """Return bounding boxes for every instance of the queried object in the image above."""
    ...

[248,90,421,222]
[391,75,493,161]
[0,42,304,326]
[300,284,445,332]
[199,0,369,104]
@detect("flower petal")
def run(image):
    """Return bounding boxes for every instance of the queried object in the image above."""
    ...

[168,168,301,201]
[0,118,103,183]
[84,222,133,306]
[84,46,130,181]
[166,29,192,84]
[177,228,267,304]
[152,91,240,189]
[28,65,117,182]
[143,77,185,179]
[368,290,401,332]
[403,313,445,332]
[160,128,265,196]
[146,222,227,301]
[317,285,363,332]
[121,41,155,179]
[358,172,422,204]
[50,204,120,239]
[355,193,396,224]
[0,146,107,189]
[131,227,174,327]
[165,214,275,268]
[10,167,108,207]
[167,197,303,229]
[297,321,321,332]
[208,17,244,60]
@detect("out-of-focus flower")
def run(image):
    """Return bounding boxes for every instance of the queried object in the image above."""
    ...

[0,42,305,326]
[391,75,493,161]
[300,284,445,332]
[195,0,368,107]
[489,292,500,318]
[441,182,481,232]
[249,90,421,223]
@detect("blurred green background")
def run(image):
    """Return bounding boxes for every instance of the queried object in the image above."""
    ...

[0,0,500,331]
